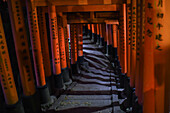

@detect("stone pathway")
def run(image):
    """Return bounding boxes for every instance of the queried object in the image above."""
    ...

[46,36,125,113]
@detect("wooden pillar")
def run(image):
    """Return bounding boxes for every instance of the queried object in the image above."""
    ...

[94,24,97,43]
[0,13,19,106]
[91,24,95,42]
[26,0,46,88]
[135,0,142,98]
[106,24,113,56]
[26,0,52,105]
[7,0,42,112]
[63,15,71,69]
[126,2,132,77]
[48,5,64,88]
[70,24,78,74]
[130,0,137,87]
[112,24,118,59]
[143,0,155,112]
[7,0,36,97]
[96,24,100,45]
[37,7,51,78]
[137,0,145,105]
[77,24,83,58]
[58,14,71,85]
[143,0,170,112]
[99,24,104,47]
[120,3,127,74]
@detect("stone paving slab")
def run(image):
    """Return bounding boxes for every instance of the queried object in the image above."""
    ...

[61,95,112,100]
[55,99,112,113]
[71,83,111,91]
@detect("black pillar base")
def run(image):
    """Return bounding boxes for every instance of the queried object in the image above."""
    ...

[89,31,92,40]
[5,99,25,113]
[78,56,84,64]
[119,73,126,88]
[62,67,72,85]
[88,30,91,36]
[38,85,51,104]
[132,100,143,113]
[120,87,134,112]
[107,45,113,55]
[96,35,100,45]
[53,73,65,89]
[102,41,107,54]
[99,37,104,47]
[112,47,118,61]
[71,62,79,75]
[91,33,95,42]
[22,92,41,113]
[94,34,97,44]
[46,75,54,94]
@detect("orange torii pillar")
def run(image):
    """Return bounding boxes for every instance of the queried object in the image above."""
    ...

[57,14,72,85]
[134,0,143,108]
[117,2,127,89]
[131,0,144,111]
[87,24,91,37]
[63,15,71,77]
[70,24,79,74]
[96,24,100,45]
[77,24,84,63]
[130,0,137,88]
[106,24,113,57]
[37,7,53,92]
[26,0,53,106]
[102,23,107,54]
[143,0,170,112]
[137,0,145,106]
[48,5,64,89]
[0,13,25,113]
[126,2,132,78]
[8,0,41,112]
[89,24,93,40]
[112,24,118,60]
[91,24,95,43]
[93,24,98,44]
[99,24,104,47]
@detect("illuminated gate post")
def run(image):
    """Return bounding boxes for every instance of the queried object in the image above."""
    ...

[48,5,64,89]
[57,14,72,85]
[70,24,79,74]
[77,24,84,63]
[37,7,53,92]
[7,0,42,112]
[91,24,95,43]
[106,24,113,57]
[87,24,91,37]
[26,0,53,107]
[93,24,97,44]
[99,24,104,47]
[143,0,170,112]
[112,24,118,61]
[0,13,24,113]
[96,24,100,45]
[89,24,93,40]
[63,15,72,78]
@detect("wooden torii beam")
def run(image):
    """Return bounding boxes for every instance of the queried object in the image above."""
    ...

[33,0,124,6]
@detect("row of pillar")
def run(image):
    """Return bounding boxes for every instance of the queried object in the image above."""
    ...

[0,1,84,113]
[86,0,170,112]
[109,0,170,113]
